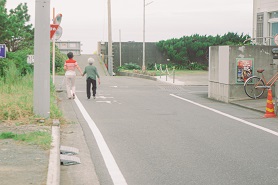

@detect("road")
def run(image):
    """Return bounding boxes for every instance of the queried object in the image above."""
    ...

[64,55,278,185]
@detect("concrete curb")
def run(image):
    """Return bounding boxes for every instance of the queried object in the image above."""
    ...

[46,125,60,185]
[230,101,266,114]
[117,71,157,81]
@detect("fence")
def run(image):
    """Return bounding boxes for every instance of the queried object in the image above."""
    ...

[155,63,176,84]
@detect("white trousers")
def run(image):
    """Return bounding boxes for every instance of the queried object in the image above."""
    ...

[65,71,76,98]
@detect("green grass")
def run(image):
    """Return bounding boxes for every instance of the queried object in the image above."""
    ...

[0,132,16,139]
[118,69,208,77]
[174,70,208,76]
[0,131,52,149]
[0,62,63,122]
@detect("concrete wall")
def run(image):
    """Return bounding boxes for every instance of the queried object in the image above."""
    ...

[113,42,167,68]
[98,42,169,69]
[254,0,278,12]
[209,45,277,102]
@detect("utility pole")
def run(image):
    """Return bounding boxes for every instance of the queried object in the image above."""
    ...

[34,0,50,118]
[108,0,113,76]
[142,0,146,71]
[143,0,153,71]
[119,29,122,67]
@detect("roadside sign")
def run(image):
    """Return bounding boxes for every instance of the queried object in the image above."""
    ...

[55,26,63,40]
[27,55,34,64]
[50,24,59,39]
[53,13,62,25]
[0,44,6,58]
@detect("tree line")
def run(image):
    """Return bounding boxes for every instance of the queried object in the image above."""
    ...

[0,0,33,52]
[0,0,65,78]
[156,32,251,68]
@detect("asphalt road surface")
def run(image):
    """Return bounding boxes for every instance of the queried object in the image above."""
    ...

[69,55,278,185]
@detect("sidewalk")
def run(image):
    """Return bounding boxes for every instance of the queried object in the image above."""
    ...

[155,71,267,114]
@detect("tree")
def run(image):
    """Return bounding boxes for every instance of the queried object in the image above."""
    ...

[156,32,251,67]
[4,2,34,52]
[0,0,8,43]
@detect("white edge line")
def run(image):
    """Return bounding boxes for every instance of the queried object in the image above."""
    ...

[74,96,128,185]
[170,94,278,137]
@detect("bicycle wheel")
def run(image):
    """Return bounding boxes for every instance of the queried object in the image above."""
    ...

[244,76,265,99]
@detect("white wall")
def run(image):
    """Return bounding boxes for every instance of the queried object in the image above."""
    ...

[257,0,278,12]
[253,0,278,44]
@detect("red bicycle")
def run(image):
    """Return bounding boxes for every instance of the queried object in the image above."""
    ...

[244,69,278,99]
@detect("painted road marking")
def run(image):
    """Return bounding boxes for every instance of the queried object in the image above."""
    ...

[188,91,208,94]
[96,101,112,104]
[170,94,278,137]
[98,96,114,99]
[74,96,128,185]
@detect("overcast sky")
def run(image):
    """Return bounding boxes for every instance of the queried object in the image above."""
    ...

[6,0,253,54]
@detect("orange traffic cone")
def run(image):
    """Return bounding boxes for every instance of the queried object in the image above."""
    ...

[264,89,276,118]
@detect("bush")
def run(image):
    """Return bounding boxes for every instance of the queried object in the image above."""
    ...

[50,45,67,74]
[0,48,34,77]
[117,62,141,71]
[186,62,206,70]
[148,62,206,71]
[0,46,67,78]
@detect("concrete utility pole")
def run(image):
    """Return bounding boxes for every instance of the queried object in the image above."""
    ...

[108,0,113,76]
[34,0,50,118]
[119,29,122,67]
[143,0,153,71]
[142,0,146,71]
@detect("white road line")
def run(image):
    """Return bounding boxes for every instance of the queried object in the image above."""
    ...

[74,96,128,185]
[170,94,278,137]
[96,101,112,104]
[188,91,208,94]
[98,96,114,99]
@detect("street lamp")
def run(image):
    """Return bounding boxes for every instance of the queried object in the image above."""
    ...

[142,0,153,71]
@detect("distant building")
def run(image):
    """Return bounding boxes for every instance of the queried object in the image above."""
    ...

[55,41,81,55]
[253,0,278,45]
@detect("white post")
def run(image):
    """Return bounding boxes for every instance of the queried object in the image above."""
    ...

[34,0,50,118]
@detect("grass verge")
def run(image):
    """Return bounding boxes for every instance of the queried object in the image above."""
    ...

[0,131,52,149]
[118,69,207,77]
[0,63,63,123]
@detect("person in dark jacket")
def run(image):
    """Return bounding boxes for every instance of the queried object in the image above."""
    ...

[82,58,100,99]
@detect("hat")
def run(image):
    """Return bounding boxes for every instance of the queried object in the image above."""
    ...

[88,58,94,64]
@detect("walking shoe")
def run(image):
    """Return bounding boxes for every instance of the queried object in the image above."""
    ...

[93,96,96,99]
